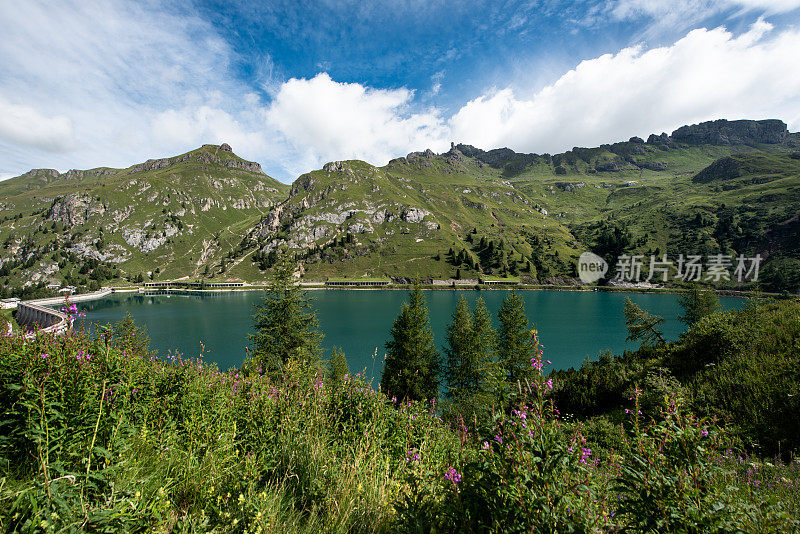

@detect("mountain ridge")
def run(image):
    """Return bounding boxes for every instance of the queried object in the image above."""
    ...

[1,119,799,295]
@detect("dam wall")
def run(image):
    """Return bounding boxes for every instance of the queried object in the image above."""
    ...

[15,302,69,334]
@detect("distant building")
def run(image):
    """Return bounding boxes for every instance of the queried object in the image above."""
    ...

[1,297,20,309]
[480,279,520,286]
[325,280,390,286]
[143,281,245,289]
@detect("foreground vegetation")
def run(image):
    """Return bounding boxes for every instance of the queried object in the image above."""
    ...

[1,288,799,531]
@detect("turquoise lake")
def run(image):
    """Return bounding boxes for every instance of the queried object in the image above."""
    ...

[77,289,744,383]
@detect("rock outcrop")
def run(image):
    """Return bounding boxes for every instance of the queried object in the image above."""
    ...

[47,194,106,227]
[671,119,788,146]
[692,156,742,183]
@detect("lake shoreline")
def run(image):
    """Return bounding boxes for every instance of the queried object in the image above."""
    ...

[114,284,783,299]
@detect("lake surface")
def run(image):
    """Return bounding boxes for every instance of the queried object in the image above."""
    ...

[77,289,744,383]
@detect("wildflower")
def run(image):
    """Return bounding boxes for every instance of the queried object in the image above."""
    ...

[494,434,503,444]
[546,378,553,390]
[701,428,709,438]
[444,466,461,483]
[406,450,420,463]
[41,353,49,359]
[482,441,490,450]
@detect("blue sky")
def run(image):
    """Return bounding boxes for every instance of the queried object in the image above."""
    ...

[1,0,799,182]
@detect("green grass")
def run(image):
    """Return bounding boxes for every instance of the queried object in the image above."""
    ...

[1,310,798,531]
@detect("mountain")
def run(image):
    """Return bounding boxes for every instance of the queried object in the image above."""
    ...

[0,144,288,290]
[1,119,799,294]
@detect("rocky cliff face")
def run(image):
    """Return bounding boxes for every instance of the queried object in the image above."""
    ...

[47,193,107,227]
[671,119,788,146]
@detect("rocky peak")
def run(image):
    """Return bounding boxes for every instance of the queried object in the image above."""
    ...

[126,146,265,175]
[670,119,788,146]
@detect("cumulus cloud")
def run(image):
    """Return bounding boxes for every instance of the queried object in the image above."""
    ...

[264,73,450,174]
[0,97,74,153]
[449,20,800,154]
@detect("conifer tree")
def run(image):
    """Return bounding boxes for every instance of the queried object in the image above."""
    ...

[249,249,323,373]
[678,285,720,327]
[381,281,440,401]
[443,296,475,399]
[497,290,535,389]
[623,297,666,347]
[472,297,498,391]
[328,346,349,386]
[443,296,498,420]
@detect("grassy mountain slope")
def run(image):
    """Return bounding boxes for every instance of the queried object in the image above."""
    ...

[1,120,799,292]
[0,144,288,290]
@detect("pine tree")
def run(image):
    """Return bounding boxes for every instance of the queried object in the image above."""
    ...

[472,297,498,401]
[381,281,440,401]
[249,250,323,374]
[497,290,535,389]
[443,296,498,421]
[623,297,666,347]
[328,346,349,386]
[443,296,476,399]
[678,285,720,327]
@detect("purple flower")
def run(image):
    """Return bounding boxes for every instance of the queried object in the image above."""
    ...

[41,353,49,359]
[444,466,461,483]
[406,450,420,463]
[701,428,709,438]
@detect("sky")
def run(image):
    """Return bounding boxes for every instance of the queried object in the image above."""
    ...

[1,0,799,183]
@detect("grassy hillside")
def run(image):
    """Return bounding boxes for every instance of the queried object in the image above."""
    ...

[0,144,288,292]
[1,119,799,294]
[0,298,798,531]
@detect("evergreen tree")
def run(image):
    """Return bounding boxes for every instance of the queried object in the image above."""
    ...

[381,281,440,401]
[623,297,666,347]
[678,285,720,327]
[111,312,154,359]
[497,290,535,389]
[443,296,476,399]
[328,346,349,386]
[442,296,498,421]
[249,250,323,373]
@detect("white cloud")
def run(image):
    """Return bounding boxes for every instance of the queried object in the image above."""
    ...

[263,73,450,174]
[0,0,265,176]
[599,0,800,40]
[1,0,799,184]
[449,21,800,154]
[609,0,800,20]
[0,97,74,153]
